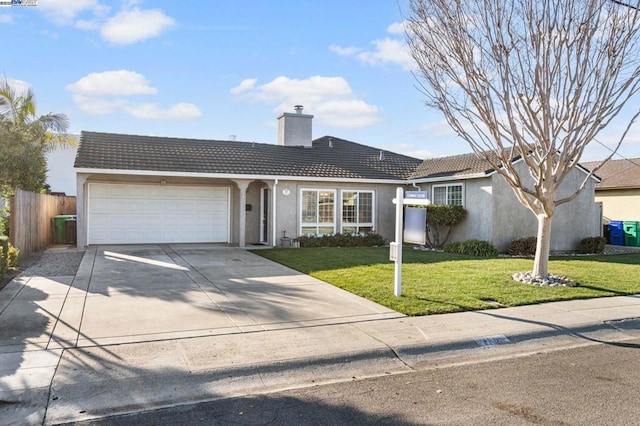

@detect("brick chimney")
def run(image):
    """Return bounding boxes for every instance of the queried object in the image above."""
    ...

[277,105,313,147]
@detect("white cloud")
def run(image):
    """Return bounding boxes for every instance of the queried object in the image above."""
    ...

[387,22,406,34]
[0,14,13,24]
[230,78,257,95]
[39,0,108,25]
[100,7,175,45]
[357,38,415,71]
[38,1,174,45]
[71,95,128,115]
[330,21,416,71]
[66,70,157,96]
[314,100,381,128]
[231,75,382,128]
[329,45,362,56]
[67,70,201,120]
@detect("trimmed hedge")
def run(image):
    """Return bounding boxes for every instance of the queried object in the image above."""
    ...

[297,232,386,248]
[508,236,537,256]
[444,239,499,257]
[577,236,607,254]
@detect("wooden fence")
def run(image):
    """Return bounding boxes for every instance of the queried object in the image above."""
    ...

[9,189,77,256]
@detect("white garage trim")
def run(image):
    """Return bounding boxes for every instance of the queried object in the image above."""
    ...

[87,183,230,245]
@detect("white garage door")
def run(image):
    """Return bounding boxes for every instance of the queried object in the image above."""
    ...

[88,183,230,244]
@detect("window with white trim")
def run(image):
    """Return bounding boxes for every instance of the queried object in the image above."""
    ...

[432,184,464,206]
[341,190,374,235]
[300,189,336,235]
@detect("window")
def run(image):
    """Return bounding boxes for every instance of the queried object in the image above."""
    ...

[300,189,336,235]
[432,184,463,206]
[341,191,374,235]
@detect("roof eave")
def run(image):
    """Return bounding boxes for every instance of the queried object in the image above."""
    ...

[74,167,412,185]
[411,172,490,183]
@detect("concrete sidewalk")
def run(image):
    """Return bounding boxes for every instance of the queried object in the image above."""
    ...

[0,246,638,425]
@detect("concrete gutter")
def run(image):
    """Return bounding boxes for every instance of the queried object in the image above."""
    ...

[41,297,640,424]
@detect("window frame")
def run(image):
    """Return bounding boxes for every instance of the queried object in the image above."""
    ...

[299,188,337,236]
[431,183,464,206]
[340,190,375,235]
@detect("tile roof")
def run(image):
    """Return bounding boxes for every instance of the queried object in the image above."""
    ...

[410,151,502,179]
[581,158,640,190]
[74,131,423,180]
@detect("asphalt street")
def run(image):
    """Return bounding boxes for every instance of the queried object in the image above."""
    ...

[66,338,640,426]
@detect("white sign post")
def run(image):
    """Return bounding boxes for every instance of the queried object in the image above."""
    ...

[393,187,404,297]
[391,188,430,297]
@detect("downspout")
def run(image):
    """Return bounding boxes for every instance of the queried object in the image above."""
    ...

[412,182,421,190]
[272,179,278,247]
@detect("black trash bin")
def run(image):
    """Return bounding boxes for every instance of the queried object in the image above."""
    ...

[53,215,76,244]
[64,219,77,244]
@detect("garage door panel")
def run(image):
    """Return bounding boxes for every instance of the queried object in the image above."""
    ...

[88,184,230,244]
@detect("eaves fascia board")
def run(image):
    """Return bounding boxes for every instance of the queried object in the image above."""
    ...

[74,167,410,185]
[485,155,602,183]
[410,172,489,184]
[595,185,640,191]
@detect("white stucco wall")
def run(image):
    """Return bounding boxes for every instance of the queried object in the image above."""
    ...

[427,178,494,244]
[490,161,599,251]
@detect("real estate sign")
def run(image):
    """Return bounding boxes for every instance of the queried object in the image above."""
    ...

[404,206,426,245]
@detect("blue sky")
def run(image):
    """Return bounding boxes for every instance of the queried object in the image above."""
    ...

[2,0,639,161]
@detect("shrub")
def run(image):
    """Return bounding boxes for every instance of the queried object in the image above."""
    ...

[0,236,8,278]
[577,236,607,254]
[444,239,499,257]
[0,209,9,237]
[425,204,468,249]
[0,237,19,280]
[508,236,537,256]
[297,232,386,248]
[7,244,19,268]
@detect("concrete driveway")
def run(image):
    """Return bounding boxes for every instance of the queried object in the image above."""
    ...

[0,244,401,351]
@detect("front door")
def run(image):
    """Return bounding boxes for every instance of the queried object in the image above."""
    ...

[260,187,269,244]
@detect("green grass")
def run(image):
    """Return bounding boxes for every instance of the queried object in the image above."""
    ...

[252,247,640,316]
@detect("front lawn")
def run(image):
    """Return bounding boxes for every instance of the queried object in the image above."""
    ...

[253,247,640,316]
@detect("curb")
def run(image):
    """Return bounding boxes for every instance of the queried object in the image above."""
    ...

[48,317,640,425]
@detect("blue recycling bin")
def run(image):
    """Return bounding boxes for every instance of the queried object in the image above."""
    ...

[609,221,625,246]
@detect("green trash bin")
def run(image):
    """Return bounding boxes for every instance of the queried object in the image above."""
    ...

[623,221,640,247]
[53,215,76,243]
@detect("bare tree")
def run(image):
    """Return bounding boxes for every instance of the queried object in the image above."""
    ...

[406,0,640,278]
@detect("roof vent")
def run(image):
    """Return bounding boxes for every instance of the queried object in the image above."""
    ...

[328,138,333,148]
[294,105,304,114]
[228,135,236,141]
[379,150,385,161]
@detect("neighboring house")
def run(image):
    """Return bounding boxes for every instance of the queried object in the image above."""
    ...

[581,158,640,223]
[45,135,79,196]
[74,108,600,251]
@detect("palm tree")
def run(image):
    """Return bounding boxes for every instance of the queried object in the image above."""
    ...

[0,79,73,151]
[0,79,74,195]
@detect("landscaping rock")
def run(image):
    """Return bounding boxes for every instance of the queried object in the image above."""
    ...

[512,271,577,287]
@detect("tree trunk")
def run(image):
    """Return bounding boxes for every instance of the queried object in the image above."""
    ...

[533,214,553,278]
